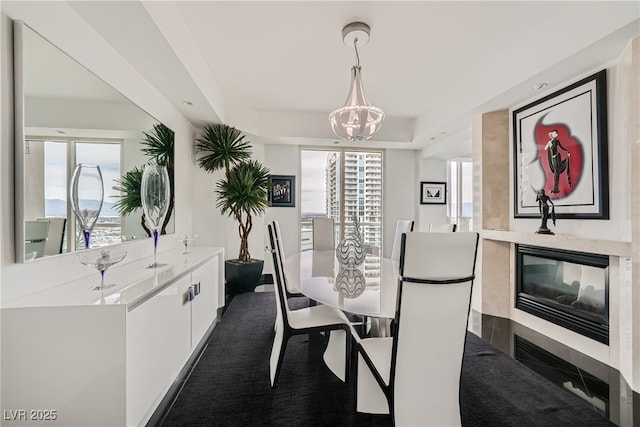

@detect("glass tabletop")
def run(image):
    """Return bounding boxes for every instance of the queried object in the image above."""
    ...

[283,250,399,318]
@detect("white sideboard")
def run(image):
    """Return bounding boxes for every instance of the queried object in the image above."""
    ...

[1,247,224,427]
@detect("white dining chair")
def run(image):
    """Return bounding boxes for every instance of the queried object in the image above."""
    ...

[429,222,457,232]
[25,220,50,259]
[390,219,414,264]
[353,231,479,426]
[272,220,305,298]
[39,217,66,256]
[312,217,334,250]
[267,223,352,387]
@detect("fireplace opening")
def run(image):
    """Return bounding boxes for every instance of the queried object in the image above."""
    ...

[516,245,609,344]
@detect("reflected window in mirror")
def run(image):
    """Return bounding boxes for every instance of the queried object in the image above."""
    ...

[27,137,124,252]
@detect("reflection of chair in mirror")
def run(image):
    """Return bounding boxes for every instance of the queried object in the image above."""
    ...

[390,219,414,264]
[353,231,479,425]
[313,217,334,250]
[39,217,66,256]
[25,220,50,259]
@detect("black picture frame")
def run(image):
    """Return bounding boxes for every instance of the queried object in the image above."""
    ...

[420,181,446,205]
[269,175,295,207]
[512,69,609,219]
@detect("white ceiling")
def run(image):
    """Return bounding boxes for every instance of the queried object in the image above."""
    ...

[63,1,640,157]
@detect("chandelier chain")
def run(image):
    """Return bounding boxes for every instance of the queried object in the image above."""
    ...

[353,37,360,67]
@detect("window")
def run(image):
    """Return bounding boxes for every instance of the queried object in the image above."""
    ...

[448,159,473,231]
[300,149,384,261]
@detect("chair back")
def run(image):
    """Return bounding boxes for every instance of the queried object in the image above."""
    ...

[272,220,290,289]
[25,220,50,259]
[390,219,414,263]
[430,222,457,232]
[267,224,292,323]
[392,231,479,426]
[312,217,334,250]
[39,217,66,256]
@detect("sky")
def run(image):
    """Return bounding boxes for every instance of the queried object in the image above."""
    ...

[45,140,121,202]
[300,150,332,215]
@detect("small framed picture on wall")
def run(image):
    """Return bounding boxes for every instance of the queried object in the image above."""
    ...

[420,181,446,205]
[268,175,295,207]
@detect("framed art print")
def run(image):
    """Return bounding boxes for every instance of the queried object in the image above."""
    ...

[269,175,295,207]
[420,181,446,205]
[512,70,609,219]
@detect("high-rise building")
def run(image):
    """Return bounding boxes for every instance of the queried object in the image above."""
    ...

[326,151,383,275]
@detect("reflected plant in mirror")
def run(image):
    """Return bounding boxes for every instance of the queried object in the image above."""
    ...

[14,21,176,262]
[112,123,175,238]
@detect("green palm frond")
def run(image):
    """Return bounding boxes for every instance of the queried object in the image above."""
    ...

[215,160,271,217]
[111,166,143,215]
[195,123,252,175]
[196,123,270,262]
[140,123,175,167]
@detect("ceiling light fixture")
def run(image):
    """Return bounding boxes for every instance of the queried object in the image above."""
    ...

[329,22,384,141]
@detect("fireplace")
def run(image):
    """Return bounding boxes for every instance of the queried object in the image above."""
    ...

[516,245,609,344]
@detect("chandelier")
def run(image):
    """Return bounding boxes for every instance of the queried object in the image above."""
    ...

[329,22,385,141]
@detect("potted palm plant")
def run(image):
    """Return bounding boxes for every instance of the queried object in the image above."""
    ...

[195,123,271,295]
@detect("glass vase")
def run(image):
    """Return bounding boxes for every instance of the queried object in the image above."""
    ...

[141,164,171,268]
[70,164,104,249]
[335,238,366,268]
[78,249,127,290]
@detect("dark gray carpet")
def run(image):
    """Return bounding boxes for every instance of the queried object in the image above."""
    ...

[159,292,614,427]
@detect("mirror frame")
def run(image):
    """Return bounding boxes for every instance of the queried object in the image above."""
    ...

[14,20,27,263]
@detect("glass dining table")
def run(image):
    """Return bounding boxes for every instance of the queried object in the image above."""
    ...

[282,250,400,320]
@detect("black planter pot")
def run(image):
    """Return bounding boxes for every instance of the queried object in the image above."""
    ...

[225,259,264,295]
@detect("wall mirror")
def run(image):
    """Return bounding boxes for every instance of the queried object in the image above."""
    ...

[14,21,175,263]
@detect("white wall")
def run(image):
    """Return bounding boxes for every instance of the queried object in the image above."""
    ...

[418,157,449,231]
[1,4,197,302]
[263,144,299,275]
[384,149,419,258]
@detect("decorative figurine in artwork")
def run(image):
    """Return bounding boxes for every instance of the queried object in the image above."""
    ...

[545,130,571,194]
[535,189,556,235]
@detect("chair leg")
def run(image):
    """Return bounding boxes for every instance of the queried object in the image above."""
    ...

[270,327,288,388]
[355,352,390,414]
[323,329,347,382]
[345,329,352,382]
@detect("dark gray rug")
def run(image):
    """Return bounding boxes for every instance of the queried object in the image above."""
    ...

[159,292,614,427]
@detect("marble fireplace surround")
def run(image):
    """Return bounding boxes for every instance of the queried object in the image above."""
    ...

[480,230,633,391]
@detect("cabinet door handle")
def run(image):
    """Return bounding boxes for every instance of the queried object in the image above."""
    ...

[193,282,201,296]
[185,286,195,304]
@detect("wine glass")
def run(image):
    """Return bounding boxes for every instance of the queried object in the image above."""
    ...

[70,164,104,249]
[141,164,171,268]
[78,249,127,290]
[178,233,198,254]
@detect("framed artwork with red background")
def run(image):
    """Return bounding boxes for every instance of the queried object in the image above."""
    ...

[512,69,609,219]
